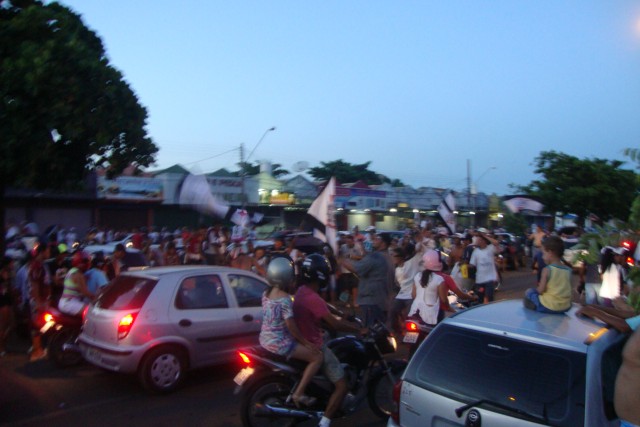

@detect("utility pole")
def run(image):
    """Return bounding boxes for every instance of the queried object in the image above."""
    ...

[239,143,245,207]
[467,159,473,227]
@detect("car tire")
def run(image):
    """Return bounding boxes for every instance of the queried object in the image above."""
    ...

[138,345,188,394]
[368,361,407,418]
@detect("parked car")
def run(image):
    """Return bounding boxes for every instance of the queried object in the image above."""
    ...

[389,299,627,427]
[79,265,269,393]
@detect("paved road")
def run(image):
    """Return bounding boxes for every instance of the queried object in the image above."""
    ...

[0,267,572,427]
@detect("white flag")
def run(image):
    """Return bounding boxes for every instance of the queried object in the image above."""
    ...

[177,174,263,227]
[437,191,457,234]
[305,177,337,253]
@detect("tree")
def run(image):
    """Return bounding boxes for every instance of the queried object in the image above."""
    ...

[517,151,638,226]
[308,159,404,186]
[1,0,158,249]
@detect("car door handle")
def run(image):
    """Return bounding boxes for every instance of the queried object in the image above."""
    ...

[179,319,192,327]
[242,314,254,322]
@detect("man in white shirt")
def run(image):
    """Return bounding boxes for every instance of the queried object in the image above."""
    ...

[469,228,499,304]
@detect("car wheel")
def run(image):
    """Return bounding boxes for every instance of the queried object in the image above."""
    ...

[138,346,187,394]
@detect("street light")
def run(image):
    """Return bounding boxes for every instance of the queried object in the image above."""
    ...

[246,127,276,164]
[241,127,276,207]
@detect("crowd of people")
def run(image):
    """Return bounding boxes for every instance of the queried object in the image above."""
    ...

[3,219,640,427]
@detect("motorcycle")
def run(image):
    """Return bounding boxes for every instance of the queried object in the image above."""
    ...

[234,321,406,427]
[40,306,84,367]
[403,294,478,358]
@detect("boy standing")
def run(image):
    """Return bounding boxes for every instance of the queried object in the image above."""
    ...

[523,236,572,313]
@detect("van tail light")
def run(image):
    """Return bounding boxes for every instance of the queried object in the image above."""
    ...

[117,313,137,340]
[406,319,419,332]
[238,351,252,366]
[390,379,403,424]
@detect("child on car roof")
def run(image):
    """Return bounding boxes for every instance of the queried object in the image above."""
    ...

[523,236,572,314]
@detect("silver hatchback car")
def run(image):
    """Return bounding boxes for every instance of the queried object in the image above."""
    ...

[79,266,269,393]
[389,299,627,427]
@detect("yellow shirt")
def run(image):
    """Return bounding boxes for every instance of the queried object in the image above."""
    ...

[539,264,572,311]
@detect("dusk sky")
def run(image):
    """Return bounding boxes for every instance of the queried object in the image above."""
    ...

[58,1,640,195]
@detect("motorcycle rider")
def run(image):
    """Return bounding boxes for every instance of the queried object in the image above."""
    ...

[292,254,367,427]
[58,251,94,316]
[259,256,322,407]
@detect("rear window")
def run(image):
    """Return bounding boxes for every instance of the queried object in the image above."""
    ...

[95,275,157,310]
[405,324,586,426]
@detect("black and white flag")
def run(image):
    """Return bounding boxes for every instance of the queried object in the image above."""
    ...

[437,191,456,234]
[304,177,337,253]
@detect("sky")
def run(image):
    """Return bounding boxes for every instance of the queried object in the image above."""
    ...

[56,0,640,195]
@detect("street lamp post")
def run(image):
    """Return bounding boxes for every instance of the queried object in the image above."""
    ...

[240,127,276,208]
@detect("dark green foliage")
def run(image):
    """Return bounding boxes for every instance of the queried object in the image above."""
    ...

[0,0,158,191]
[517,151,638,225]
[308,159,404,186]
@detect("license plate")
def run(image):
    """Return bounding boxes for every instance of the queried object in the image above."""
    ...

[85,347,102,363]
[403,332,419,344]
[40,320,55,334]
[233,367,255,386]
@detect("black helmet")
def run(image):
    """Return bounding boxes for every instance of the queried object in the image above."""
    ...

[301,253,331,285]
[266,256,295,289]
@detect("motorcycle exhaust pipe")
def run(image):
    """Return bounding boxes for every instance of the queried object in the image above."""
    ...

[254,403,322,420]
[61,343,80,353]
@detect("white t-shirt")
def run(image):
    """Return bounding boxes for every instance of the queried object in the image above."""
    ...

[599,265,622,300]
[408,272,443,325]
[469,245,497,283]
[395,252,424,300]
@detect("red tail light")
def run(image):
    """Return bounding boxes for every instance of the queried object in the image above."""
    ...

[627,256,634,268]
[622,241,632,250]
[81,305,89,321]
[390,379,403,424]
[238,351,252,366]
[406,320,419,332]
[43,312,55,323]
[117,313,137,340]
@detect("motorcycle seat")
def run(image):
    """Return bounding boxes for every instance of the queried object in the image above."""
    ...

[46,306,84,328]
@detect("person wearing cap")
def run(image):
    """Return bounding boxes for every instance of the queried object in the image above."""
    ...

[407,249,448,326]
[468,229,499,304]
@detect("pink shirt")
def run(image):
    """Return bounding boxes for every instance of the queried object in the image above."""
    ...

[292,285,330,348]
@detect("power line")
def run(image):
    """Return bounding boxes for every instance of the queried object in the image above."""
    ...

[183,146,240,166]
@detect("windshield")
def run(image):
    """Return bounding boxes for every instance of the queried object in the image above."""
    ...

[95,275,157,310]
[406,325,586,426]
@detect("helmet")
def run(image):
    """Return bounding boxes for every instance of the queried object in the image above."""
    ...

[301,253,332,285]
[422,249,443,272]
[72,250,91,268]
[266,257,295,289]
